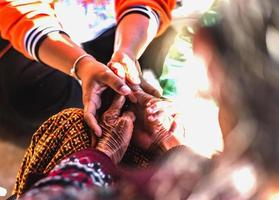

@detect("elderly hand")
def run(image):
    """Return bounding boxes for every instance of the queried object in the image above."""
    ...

[96,95,135,164]
[108,51,161,98]
[133,91,186,151]
[76,56,133,137]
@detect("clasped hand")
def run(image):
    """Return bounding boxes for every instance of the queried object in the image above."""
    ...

[78,50,160,136]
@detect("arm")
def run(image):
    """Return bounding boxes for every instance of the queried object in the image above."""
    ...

[0,0,132,135]
[0,0,63,59]
[115,0,176,36]
[109,0,176,91]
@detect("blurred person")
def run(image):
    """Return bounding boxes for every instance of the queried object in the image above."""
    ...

[187,0,279,198]
[0,0,176,136]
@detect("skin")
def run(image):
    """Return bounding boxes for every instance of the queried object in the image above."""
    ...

[131,91,187,151]
[96,95,135,164]
[38,13,160,136]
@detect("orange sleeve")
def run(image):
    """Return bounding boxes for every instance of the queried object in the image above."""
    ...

[115,0,176,36]
[0,0,63,59]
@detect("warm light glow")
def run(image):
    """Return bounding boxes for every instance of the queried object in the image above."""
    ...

[231,165,257,195]
[268,193,279,200]
[173,54,223,158]
[0,186,7,197]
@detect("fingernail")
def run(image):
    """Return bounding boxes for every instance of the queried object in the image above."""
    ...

[96,131,102,137]
[95,127,102,137]
[120,85,131,95]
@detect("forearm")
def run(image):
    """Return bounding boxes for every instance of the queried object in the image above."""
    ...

[114,13,158,59]
[37,32,90,76]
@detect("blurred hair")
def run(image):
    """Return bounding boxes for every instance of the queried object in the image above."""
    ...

[199,0,279,174]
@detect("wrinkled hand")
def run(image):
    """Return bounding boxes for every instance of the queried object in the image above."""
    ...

[133,91,186,151]
[96,95,135,164]
[77,57,132,136]
[108,51,161,98]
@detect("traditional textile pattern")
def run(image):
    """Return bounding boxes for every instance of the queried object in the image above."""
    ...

[13,107,160,198]
[14,108,92,197]
[32,150,112,188]
[20,150,113,200]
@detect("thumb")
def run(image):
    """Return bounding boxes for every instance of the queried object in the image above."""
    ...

[106,95,126,115]
[119,111,136,134]
[126,66,141,85]
[121,111,136,123]
[108,62,126,78]
[100,69,132,96]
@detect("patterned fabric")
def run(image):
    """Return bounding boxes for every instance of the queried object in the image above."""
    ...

[14,108,92,197]
[19,149,114,200]
[34,150,113,189]
[13,107,159,198]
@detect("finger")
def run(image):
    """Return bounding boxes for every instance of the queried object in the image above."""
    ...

[90,133,98,147]
[147,110,167,122]
[126,68,141,85]
[141,78,162,98]
[146,100,173,115]
[84,105,102,137]
[128,82,142,91]
[108,62,126,78]
[121,57,141,84]
[121,111,136,122]
[106,95,126,116]
[133,90,154,107]
[127,93,137,103]
[126,83,142,103]
[118,112,135,137]
[98,69,131,95]
[168,120,177,135]
[82,82,105,136]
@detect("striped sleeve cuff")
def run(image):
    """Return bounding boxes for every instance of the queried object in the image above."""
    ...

[118,5,160,32]
[24,25,65,61]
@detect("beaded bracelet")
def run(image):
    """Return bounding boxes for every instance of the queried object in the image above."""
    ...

[70,54,94,80]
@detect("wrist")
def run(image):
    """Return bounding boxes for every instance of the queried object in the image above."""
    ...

[96,145,112,159]
[113,49,137,61]
[71,54,96,80]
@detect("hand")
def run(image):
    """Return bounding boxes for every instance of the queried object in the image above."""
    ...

[108,50,141,84]
[76,57,132,136]
[108,51,161,98]
[96,95,135,164]
[133,91,186,151]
